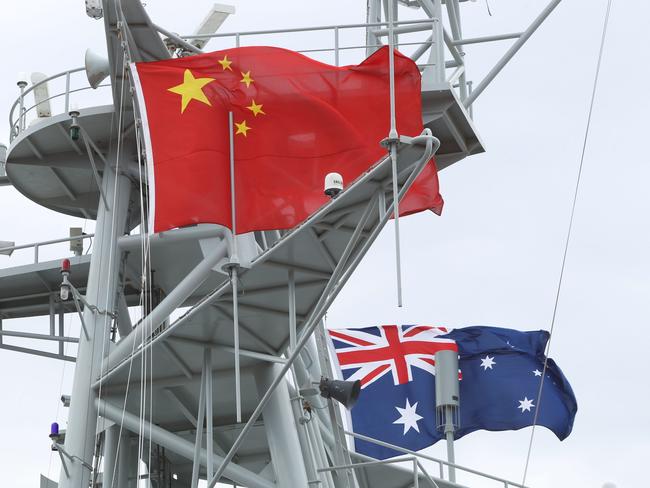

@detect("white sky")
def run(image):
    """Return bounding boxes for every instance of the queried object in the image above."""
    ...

[0,1,647,487]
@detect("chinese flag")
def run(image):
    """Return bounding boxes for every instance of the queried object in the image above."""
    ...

[133,46,443,234]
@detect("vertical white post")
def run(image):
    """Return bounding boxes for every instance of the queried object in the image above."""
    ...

[387,0,403,307]
[18,84,26,132]
[228,111,242,424]
[254,364,309,487]
[288,269,296,353]
[103,424,119,488]
[59,166,131,488]
[49,294,55,336]
[191,356,207,488]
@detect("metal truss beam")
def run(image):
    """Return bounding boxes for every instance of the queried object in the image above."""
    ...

[207,136,437,487]
[167,335,286,364]
[464,0,562,107]
[0,343,75,362]
[96,399,275,488]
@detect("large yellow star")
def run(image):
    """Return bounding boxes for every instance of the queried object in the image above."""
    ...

[218,55,233,71]
[167,69,215,113]
[235,120,251,137]
[246,100,265,117]
[240,71,254,88]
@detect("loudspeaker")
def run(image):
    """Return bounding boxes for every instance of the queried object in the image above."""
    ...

[85,49,110,89]
[319,377,361,409]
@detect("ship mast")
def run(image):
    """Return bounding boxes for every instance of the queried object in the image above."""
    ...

[0,1,562,486]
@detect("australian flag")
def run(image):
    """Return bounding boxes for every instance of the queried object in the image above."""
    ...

[328,325,577,459]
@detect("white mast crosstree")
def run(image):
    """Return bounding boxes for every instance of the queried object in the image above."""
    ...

[0,1,562,486]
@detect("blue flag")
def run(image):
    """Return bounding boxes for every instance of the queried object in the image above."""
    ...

[328,325,577,459]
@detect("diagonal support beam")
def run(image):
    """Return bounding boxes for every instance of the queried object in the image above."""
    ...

[96,399,275,488]
[164,387,197,427]
[161,342,193,379]
[464,0,562,107]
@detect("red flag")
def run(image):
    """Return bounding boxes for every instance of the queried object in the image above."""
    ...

[133,46,443,234]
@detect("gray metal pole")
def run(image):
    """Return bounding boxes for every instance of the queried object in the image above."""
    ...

[228,111,242,424]
[191,354,207,488]
[117,430,131,488]
[254,363,310,487]
[366,0,382,57]
[58,166,131,488]
[103,424,119,488]
[287,380,320,486]
[445,406,456,483]
[288,269,297,352]
[387,0,403,307]
[205,348,214,481]
[435,349,460,483]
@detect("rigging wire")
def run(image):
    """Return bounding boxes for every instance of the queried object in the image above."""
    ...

[521,0,614,484]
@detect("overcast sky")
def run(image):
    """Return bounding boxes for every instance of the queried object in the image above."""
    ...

[0,1,647,487]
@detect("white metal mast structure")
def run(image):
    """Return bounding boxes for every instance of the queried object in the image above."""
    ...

[0,1,562,487]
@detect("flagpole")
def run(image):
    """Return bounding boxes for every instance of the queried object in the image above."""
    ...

[387,0,403,307]
[228,111,242,424]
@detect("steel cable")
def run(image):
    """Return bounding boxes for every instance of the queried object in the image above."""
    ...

[521,0,614,484]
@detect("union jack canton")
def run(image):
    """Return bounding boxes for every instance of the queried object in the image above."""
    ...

[329,325,458,387]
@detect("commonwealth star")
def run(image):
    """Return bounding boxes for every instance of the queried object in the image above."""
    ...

[167,69,215,113]
[393,399,423,435]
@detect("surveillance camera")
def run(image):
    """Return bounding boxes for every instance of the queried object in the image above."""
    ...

[324,172,343,199]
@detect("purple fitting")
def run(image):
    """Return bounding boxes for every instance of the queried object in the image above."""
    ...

[50,422,59,438]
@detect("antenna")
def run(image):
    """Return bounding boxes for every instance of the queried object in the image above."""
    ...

[190,3,235,50]
[435,349,460,483]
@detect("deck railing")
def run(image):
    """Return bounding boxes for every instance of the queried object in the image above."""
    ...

[343,430,529,488]
[0,234,94,264]
[8,68,111,142]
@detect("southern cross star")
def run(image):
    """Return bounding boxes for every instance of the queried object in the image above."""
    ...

[480,355,496,370]
[533,369,542,377]
[518,397,535,413]
[393,399,423,435]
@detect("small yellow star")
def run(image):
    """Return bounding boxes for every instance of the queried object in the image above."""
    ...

[167,69,215,113]
[240,71,254,88]
[235,120,251,136]
[246,100,265,117]
[218,55,233,71]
